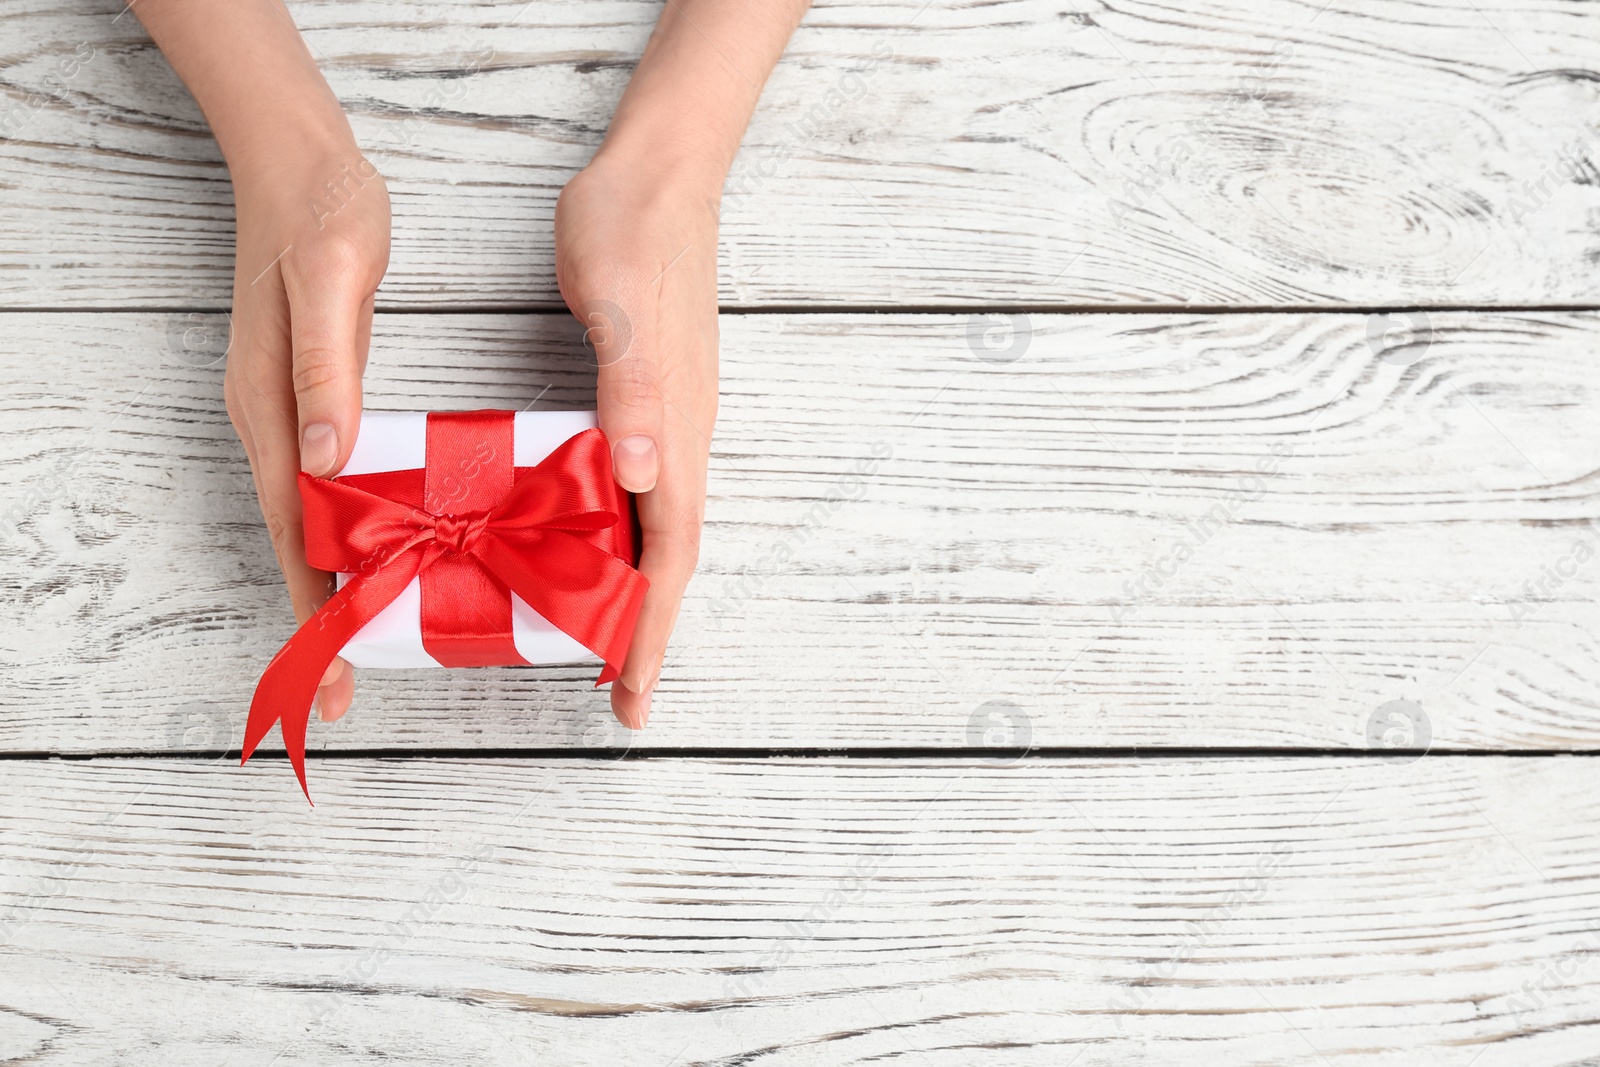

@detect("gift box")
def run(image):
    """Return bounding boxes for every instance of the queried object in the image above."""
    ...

[241,409,648,801]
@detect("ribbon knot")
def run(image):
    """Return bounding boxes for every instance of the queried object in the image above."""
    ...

[241,416,648,804]
[431,512,488,555]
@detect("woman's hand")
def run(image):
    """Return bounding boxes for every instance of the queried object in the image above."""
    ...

[134,0,392,723]
[555,156,720,728]
[224,147,391,723]
[551,0,810,728]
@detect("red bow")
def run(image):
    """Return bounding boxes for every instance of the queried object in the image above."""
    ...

[241,412,647,802]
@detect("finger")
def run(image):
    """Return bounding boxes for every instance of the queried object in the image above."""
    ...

[280,240,376,478]
[316,657,354,722]
[297,280,372,724]
[354,291,375,377]
[610,681,651,730]
[228,274,335,617]
[232,341,355,699]
[586,295,664,494]
[227,280,357,722]
[611,408,710,729]
[610,518,696,728]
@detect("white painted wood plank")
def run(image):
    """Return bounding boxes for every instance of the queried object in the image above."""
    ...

[2,311,1596,752]
[0,756,1596,1065]
[4,0,1599,307]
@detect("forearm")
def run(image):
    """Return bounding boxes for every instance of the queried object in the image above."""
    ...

[595,0,812,190]
[133,0,356,184]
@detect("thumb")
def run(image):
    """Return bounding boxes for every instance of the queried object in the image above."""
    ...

[280,244,379,724]
[583,297,662,493]
[282,244,375,477]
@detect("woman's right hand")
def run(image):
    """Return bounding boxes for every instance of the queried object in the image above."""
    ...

[130,0,392,722]
[223,144,391,723]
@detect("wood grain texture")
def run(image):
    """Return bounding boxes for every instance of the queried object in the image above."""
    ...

[1,756,1598,1065]
[5,0,1600,307]
[2,311,1596,752]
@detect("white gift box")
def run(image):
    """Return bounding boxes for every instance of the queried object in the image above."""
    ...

[330,410,604,670]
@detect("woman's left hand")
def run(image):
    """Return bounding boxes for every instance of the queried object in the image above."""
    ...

[554,154,722,729]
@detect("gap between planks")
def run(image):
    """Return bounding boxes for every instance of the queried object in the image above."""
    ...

[3,748,1600,763]
[5,303,1600,316]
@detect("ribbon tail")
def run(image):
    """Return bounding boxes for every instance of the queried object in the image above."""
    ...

[242,548,423,802]
[477,533,648,686]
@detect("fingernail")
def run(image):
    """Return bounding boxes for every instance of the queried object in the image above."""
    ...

[623,652,664,695]
[637,687,653,728]
[301,422,339,476]
[612,434,658,493]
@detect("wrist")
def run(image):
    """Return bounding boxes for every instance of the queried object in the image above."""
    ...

[582,0,809,205]
[587,129,731,206]
[135,0,361,191]
[219,105,361,196]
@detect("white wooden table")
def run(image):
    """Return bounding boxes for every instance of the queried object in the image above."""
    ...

[3,1,1600,1063]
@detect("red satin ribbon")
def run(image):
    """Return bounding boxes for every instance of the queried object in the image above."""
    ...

[420,410,524,666]
[241,412,647,802]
